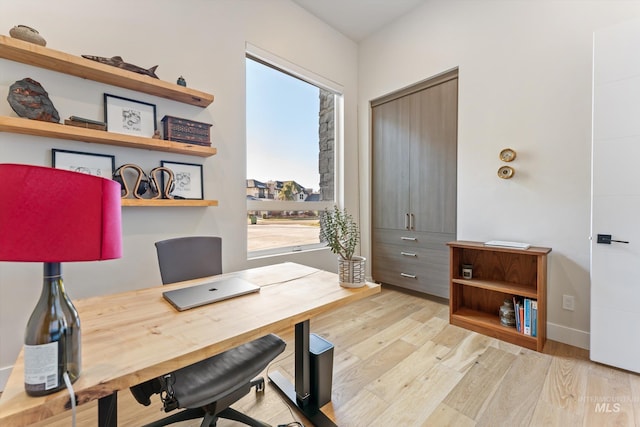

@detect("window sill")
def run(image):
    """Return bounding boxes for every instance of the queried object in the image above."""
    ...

[247,244,328,261]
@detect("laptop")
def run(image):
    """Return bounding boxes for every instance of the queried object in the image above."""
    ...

[163,277,260,311]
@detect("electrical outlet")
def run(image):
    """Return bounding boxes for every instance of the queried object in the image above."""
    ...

[562,294,575,311]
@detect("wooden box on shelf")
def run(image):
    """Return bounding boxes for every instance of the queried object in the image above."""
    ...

[447,241,551,352]
[161,115,212,146]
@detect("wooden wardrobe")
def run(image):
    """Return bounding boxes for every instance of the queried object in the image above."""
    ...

[371,69,458,298]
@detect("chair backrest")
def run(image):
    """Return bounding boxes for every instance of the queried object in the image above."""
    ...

[155,236,222,285]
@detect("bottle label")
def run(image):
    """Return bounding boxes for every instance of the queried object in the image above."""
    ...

[24,342,58,391]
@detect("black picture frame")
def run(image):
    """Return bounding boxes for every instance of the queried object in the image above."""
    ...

[161,160,204,199]
[52,148,115,178]
[104,93,157,138]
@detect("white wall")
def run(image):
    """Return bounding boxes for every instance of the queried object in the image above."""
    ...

[0,0,358,390]
[358,0,640,349]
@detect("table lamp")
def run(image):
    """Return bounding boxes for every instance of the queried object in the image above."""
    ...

[0,163,122,396]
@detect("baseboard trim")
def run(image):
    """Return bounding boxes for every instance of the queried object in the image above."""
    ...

[547,322,590,349]
[0,366,11,392]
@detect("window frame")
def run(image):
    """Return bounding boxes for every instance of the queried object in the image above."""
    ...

[245,44,343,258]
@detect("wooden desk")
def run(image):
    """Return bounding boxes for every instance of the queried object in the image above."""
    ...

[0,262,380,426]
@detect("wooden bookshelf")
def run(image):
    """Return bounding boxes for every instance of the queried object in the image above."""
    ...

[448,241,551,351]
[0,35,213,107]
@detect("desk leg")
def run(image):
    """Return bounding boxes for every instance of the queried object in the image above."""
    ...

[98,391,117,427]
[295,319,311,405]
[269,320,336,427]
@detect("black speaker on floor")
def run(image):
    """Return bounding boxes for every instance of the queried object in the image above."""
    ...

[309,333,334,408]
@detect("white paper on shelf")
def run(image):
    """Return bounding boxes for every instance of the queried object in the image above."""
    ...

[484,240,531,250]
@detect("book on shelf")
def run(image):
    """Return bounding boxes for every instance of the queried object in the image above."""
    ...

[519,304,524,334]
[524,298,531,335]
[64,118,107,131]
[512,296,537,336]
[531,300,538,337]
[69,115,107,126]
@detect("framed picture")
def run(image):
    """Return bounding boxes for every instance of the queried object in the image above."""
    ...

[161,160,203,199]
[52,149,115,178]
[104,93,157,137]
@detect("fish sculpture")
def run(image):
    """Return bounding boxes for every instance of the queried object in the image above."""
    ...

[81,55,159,79]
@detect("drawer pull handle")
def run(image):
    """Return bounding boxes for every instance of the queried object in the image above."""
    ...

[400,273,417,279]
[401,237,417,241]
[401,251,417,257]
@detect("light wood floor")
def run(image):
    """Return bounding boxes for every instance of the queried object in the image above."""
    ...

[20,287,640,426]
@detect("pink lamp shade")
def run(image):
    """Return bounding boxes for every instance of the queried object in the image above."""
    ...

[0,163,122,262]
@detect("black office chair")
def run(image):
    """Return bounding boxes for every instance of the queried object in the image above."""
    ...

[130,236,286,427]
[155,236,224,284]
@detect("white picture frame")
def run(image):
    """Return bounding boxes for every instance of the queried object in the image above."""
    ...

[104,93,157,137]
[161,160,203,199]
[52,149,115,178]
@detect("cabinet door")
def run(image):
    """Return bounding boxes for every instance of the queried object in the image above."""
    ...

[410,78,458,234]
[372,96,411,230]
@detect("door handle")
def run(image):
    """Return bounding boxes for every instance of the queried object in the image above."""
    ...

[400,273,417,279]
[597,234,629,244]
[410,213,415,230]
[405,213,410,230]
[400,251,417,257]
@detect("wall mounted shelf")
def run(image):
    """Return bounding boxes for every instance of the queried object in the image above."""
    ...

[1,35,217,209]
[0,35,214,107]
[0,116,216,157]
[121,199,218,207]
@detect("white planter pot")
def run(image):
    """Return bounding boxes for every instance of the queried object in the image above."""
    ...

[338,256,366,288]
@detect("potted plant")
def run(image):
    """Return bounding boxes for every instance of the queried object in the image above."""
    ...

[319,206,366,287]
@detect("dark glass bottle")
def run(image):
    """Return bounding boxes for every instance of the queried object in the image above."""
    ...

[23,262,81,396]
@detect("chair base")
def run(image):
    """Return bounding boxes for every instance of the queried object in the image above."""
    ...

[140,406,270,427]
[139,378,270,427]
[209,407,271,427]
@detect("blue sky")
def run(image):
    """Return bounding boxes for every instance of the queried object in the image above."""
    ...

[246,58,320,191]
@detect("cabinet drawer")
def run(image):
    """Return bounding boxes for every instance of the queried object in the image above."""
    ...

[373,229,453,251]
[372,242,449,298]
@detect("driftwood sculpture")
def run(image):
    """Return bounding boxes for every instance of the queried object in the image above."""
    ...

[81,55,159,79]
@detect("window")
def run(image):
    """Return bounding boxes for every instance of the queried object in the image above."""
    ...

[246,46,341,257]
